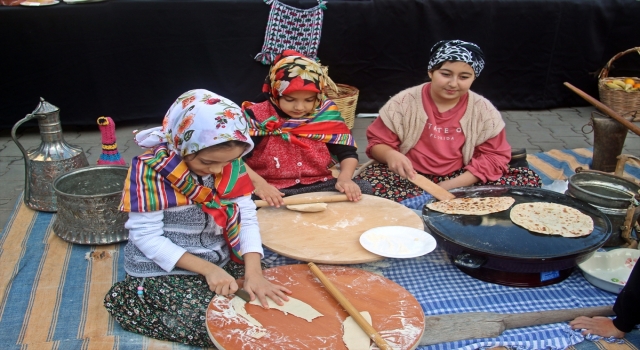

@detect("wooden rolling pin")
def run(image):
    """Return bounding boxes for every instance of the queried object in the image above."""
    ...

[308,262,392,350]
[254,194,349,208]
[564,82,640,136]
[409,174,456,201]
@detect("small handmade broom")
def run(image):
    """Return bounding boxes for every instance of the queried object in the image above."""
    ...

[96,116,126,165]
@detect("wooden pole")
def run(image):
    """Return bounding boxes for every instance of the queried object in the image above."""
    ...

[563,82,640,137]
[308,262,392,350]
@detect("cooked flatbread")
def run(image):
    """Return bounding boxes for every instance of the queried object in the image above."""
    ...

[425,197,515,215]
[510,202,593,237]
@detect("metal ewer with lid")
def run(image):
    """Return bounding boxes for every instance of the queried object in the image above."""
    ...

[11,98,89,212]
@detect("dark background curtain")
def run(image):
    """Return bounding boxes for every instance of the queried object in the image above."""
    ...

[1,0,639,128]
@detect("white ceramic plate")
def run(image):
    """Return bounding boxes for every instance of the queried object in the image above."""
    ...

[578,248,639,294]
[20,0,59,6]
[360,226,437,258]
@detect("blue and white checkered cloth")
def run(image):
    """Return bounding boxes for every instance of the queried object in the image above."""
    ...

[263,246,618,350]
[400,193,434,210]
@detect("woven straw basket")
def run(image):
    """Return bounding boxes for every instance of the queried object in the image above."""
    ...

[598,47,640,121]
[321,66,359,129]
[324,84,359,129]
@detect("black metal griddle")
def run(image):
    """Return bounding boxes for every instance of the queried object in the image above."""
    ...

[422,186,612,287]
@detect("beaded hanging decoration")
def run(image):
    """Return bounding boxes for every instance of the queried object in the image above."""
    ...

[254,0,327,65]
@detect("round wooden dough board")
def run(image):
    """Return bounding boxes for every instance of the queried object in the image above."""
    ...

[257,192,424,264]
[206,264,424,350]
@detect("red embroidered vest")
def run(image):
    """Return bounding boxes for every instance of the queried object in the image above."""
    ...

[245,101,334,189]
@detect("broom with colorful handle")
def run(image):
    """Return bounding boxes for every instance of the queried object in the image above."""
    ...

[97,116,126,165]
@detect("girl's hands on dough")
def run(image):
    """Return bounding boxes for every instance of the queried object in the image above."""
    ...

[243,274,291,308]
[386,152,417,180]
[254,182,285,207]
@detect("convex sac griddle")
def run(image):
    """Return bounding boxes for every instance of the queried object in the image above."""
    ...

[422,186,612,287]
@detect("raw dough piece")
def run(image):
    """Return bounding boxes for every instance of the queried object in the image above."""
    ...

[248,296,323,322]
[342,311,372,350]
[510,202,594,237]
[231,296,264,328]
[286,202,328,212]
[426,197,515,215]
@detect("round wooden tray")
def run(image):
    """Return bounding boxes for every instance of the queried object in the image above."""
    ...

[257,192,424,264]
[206,264,424,349]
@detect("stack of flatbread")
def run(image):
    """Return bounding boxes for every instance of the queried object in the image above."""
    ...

[426,197,515,215]
[509,202,593,237]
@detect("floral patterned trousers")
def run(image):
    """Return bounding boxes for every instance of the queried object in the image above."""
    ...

[355,163,542,203]
[104,261,249,348]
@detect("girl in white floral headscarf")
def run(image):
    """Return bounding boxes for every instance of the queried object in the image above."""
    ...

[105,89,290,348]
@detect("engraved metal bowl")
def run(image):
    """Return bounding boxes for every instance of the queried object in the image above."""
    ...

[52,165,129,245]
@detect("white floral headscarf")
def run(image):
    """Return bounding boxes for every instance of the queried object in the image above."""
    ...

[134,89,254,157]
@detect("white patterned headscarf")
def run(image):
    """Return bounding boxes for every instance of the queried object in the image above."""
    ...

[134,89,254,157]
[427,40,485,77]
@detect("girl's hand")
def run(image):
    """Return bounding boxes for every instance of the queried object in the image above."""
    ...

[386,152,417,180]
[242,252,291,308]
[335,178,362,201]
[243,273,291,308]
[203,265,239,296]
[569,316,626,338]
[254,182,285,207]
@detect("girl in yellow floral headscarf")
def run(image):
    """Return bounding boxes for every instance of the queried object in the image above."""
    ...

[241,50,373,206]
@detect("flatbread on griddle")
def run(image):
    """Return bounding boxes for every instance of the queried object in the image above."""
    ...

[509,202,593,237]
[425,197,515,215]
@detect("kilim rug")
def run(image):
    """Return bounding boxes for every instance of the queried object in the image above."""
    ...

[0,194,205,350]
[527,147,640,186]
[1,147,638,349]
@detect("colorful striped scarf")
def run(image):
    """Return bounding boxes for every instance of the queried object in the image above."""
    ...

[119,144,254,263]
[242,99,355,148]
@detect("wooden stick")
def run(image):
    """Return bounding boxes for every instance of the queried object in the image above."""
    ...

[409,174,456,201]
[352,159,376,179]
[563,82,640,136]
[308,262,392,350]
[254,194,349,208]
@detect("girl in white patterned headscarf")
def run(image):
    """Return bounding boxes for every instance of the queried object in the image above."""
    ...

[106,89,291,348]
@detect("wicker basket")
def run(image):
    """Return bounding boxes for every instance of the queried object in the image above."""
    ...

[320,65,359,129]
[324,84,359,129]
[598,47,640,121]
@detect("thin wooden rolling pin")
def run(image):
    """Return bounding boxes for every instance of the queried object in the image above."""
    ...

[308,262,392,350]
[409,174,456,201]
[564,82,640,137]
[254,194,349,208]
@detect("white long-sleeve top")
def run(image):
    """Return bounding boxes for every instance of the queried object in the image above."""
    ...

[123,175,263,277]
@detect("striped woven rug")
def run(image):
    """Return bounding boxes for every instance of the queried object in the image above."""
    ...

[1,147,638,350]
[0,195,204,350]
[527,147,640,186]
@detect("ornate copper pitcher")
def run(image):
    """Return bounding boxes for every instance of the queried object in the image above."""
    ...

[11,98,89,212]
